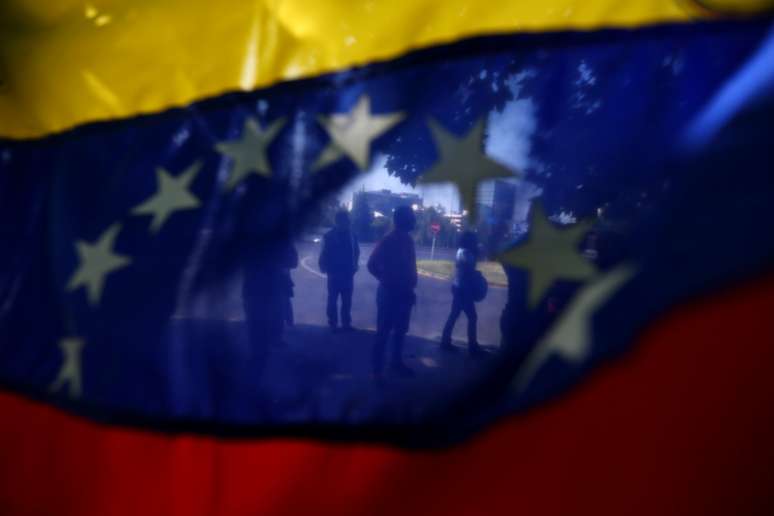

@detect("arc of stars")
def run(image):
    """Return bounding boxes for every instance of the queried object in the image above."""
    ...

[512,265,637,392]
[131,161,202,233]
[419,117,518,223]
[67,223,131,305]
[314,94,405,171]
[49,337,86,398]
[215,117,285,191]
[498,203,597,308]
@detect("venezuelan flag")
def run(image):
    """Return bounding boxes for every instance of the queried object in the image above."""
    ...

[2,1,774,515]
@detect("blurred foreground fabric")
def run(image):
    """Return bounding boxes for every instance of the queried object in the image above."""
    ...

[1,1,774,515]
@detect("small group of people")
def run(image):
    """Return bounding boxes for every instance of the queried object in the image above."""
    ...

[319,206,485,378]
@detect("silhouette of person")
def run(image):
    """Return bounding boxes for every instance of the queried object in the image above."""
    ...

[243,239,298,349]
[318,210,360,332]
[367,205,417,377]
[440,231,483,356]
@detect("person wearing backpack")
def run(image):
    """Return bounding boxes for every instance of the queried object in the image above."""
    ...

[440,231,485,356]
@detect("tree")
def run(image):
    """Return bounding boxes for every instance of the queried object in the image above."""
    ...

[412,206,457,249]
[380,66,516,187]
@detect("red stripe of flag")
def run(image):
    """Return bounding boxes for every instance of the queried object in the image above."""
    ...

[2,274,773,516]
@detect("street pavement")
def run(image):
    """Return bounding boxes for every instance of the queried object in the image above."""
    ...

[165,319,506,424]
[174,241,507,346]
[167,240,510,424]
[294,241,507,347]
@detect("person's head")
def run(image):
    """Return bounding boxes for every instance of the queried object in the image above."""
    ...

[334,210,350,230]
[458,231,478,252]
[393,205,416,232]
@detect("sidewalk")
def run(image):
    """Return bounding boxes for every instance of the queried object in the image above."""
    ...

[168,319,500,425]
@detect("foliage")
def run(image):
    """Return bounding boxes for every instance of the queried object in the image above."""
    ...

[413,206,458,248]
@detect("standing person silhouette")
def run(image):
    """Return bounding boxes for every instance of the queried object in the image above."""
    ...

[367,205,417,378]
[440,231,483,356]
[318,210,360,332]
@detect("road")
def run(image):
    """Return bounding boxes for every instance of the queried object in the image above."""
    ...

[294,242,506,347]
[177,241,507,347]
[164,241,510,423]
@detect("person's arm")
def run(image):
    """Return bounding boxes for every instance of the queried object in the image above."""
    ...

[457,248,472,265]
[367,239,384,280]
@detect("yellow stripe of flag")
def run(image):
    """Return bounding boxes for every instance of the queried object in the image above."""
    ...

[0,0,759,138]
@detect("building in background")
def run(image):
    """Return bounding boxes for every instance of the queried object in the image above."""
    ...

[350,189,424,242]
[353,189,423,218]
[477,179,517,224]
[445,212,465,230]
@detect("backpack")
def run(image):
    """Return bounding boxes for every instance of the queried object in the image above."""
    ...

[472,270,488,302]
